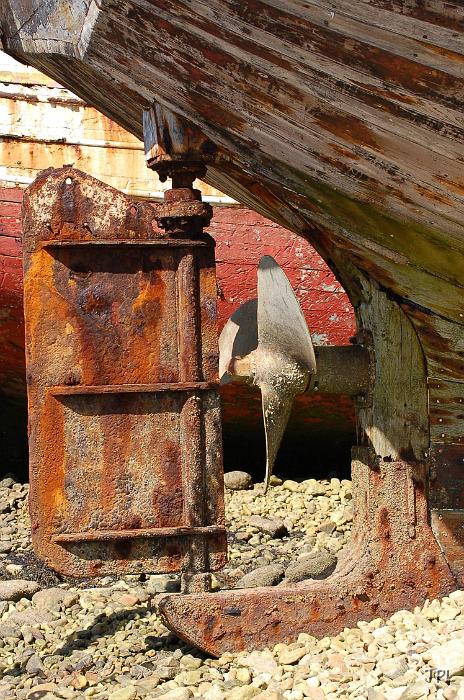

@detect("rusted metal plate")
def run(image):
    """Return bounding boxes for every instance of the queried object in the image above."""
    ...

[159,448,456,656]
[429,443,464,510]
[23,166,226,577]
[431,510,464,587]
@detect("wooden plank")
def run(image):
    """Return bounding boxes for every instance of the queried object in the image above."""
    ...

[357,282,429,461]
[409,309,464,382]
[429,379,464,444]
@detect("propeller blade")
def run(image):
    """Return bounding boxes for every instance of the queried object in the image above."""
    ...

[257,256,316,373]
[261,383,297,494]
[219,299,257,383]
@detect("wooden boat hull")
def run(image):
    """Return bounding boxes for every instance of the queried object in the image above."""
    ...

[1,1,462,370]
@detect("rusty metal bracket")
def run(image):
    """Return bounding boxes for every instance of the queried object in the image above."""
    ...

[23,165,226,579]
[159,447,456,655]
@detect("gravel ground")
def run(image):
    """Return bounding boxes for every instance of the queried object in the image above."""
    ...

[0,474,463,700]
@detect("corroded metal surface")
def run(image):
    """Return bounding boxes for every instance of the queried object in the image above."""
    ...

[159,448,456,655]
[23,166,226,577]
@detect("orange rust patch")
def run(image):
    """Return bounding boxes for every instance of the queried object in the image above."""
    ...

[435,175,464,197]
[414,183,453,206]
[330,144,361,160]
[311,110,381,152]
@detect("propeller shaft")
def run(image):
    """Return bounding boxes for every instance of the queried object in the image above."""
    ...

[311,345,371,396]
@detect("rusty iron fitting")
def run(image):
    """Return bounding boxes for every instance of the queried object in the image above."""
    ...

[155,178,212,237]
[155,199,213,237]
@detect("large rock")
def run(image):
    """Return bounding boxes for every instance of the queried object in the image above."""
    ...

[32,587,79,611]
[235,564,284,589]
[9,607,54,626]
[224,471,253,490]
[248,516,288,539]
[285,551,337,583]
[0,579,41,602]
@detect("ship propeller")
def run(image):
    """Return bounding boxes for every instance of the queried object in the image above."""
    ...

[219,256,316,493]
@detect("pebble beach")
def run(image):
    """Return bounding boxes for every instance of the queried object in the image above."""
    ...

[0,473,463,700]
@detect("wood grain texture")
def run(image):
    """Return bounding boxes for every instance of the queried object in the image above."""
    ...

[429,378,464,444]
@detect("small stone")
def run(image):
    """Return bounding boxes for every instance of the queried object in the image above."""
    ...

[224,471,253,490]
[235,564,284,589]
[235,532,251,542]
[240,652,278,676]
[155,689,193,700]
[181,669,203,685]
[116,593,139,607]
[26,684,60,699]
[318,521,336,535]
[0,621,20,639]
[449,591,464,606]
[399,681,429,700]
[285,552,336,582]
[146,574,181,594]
[439,605,459,622]
[108,686,137,700]
[224,687,261,700]
[0,579,41,601]
[5,564,23,576]
[428,638,464,676]
[378,657,408,680]
[278,645,307,665]
[156,666,178,680]
[72,654,94,672]
[71,674,88,690]
[443,690,457,700]
[180,655,203,671]
[248,516,288,539]
[25,654,45,676]
[0,540,12,553]
[236,667,251,684]
[282,480,301,493]
[9,607,53,626]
